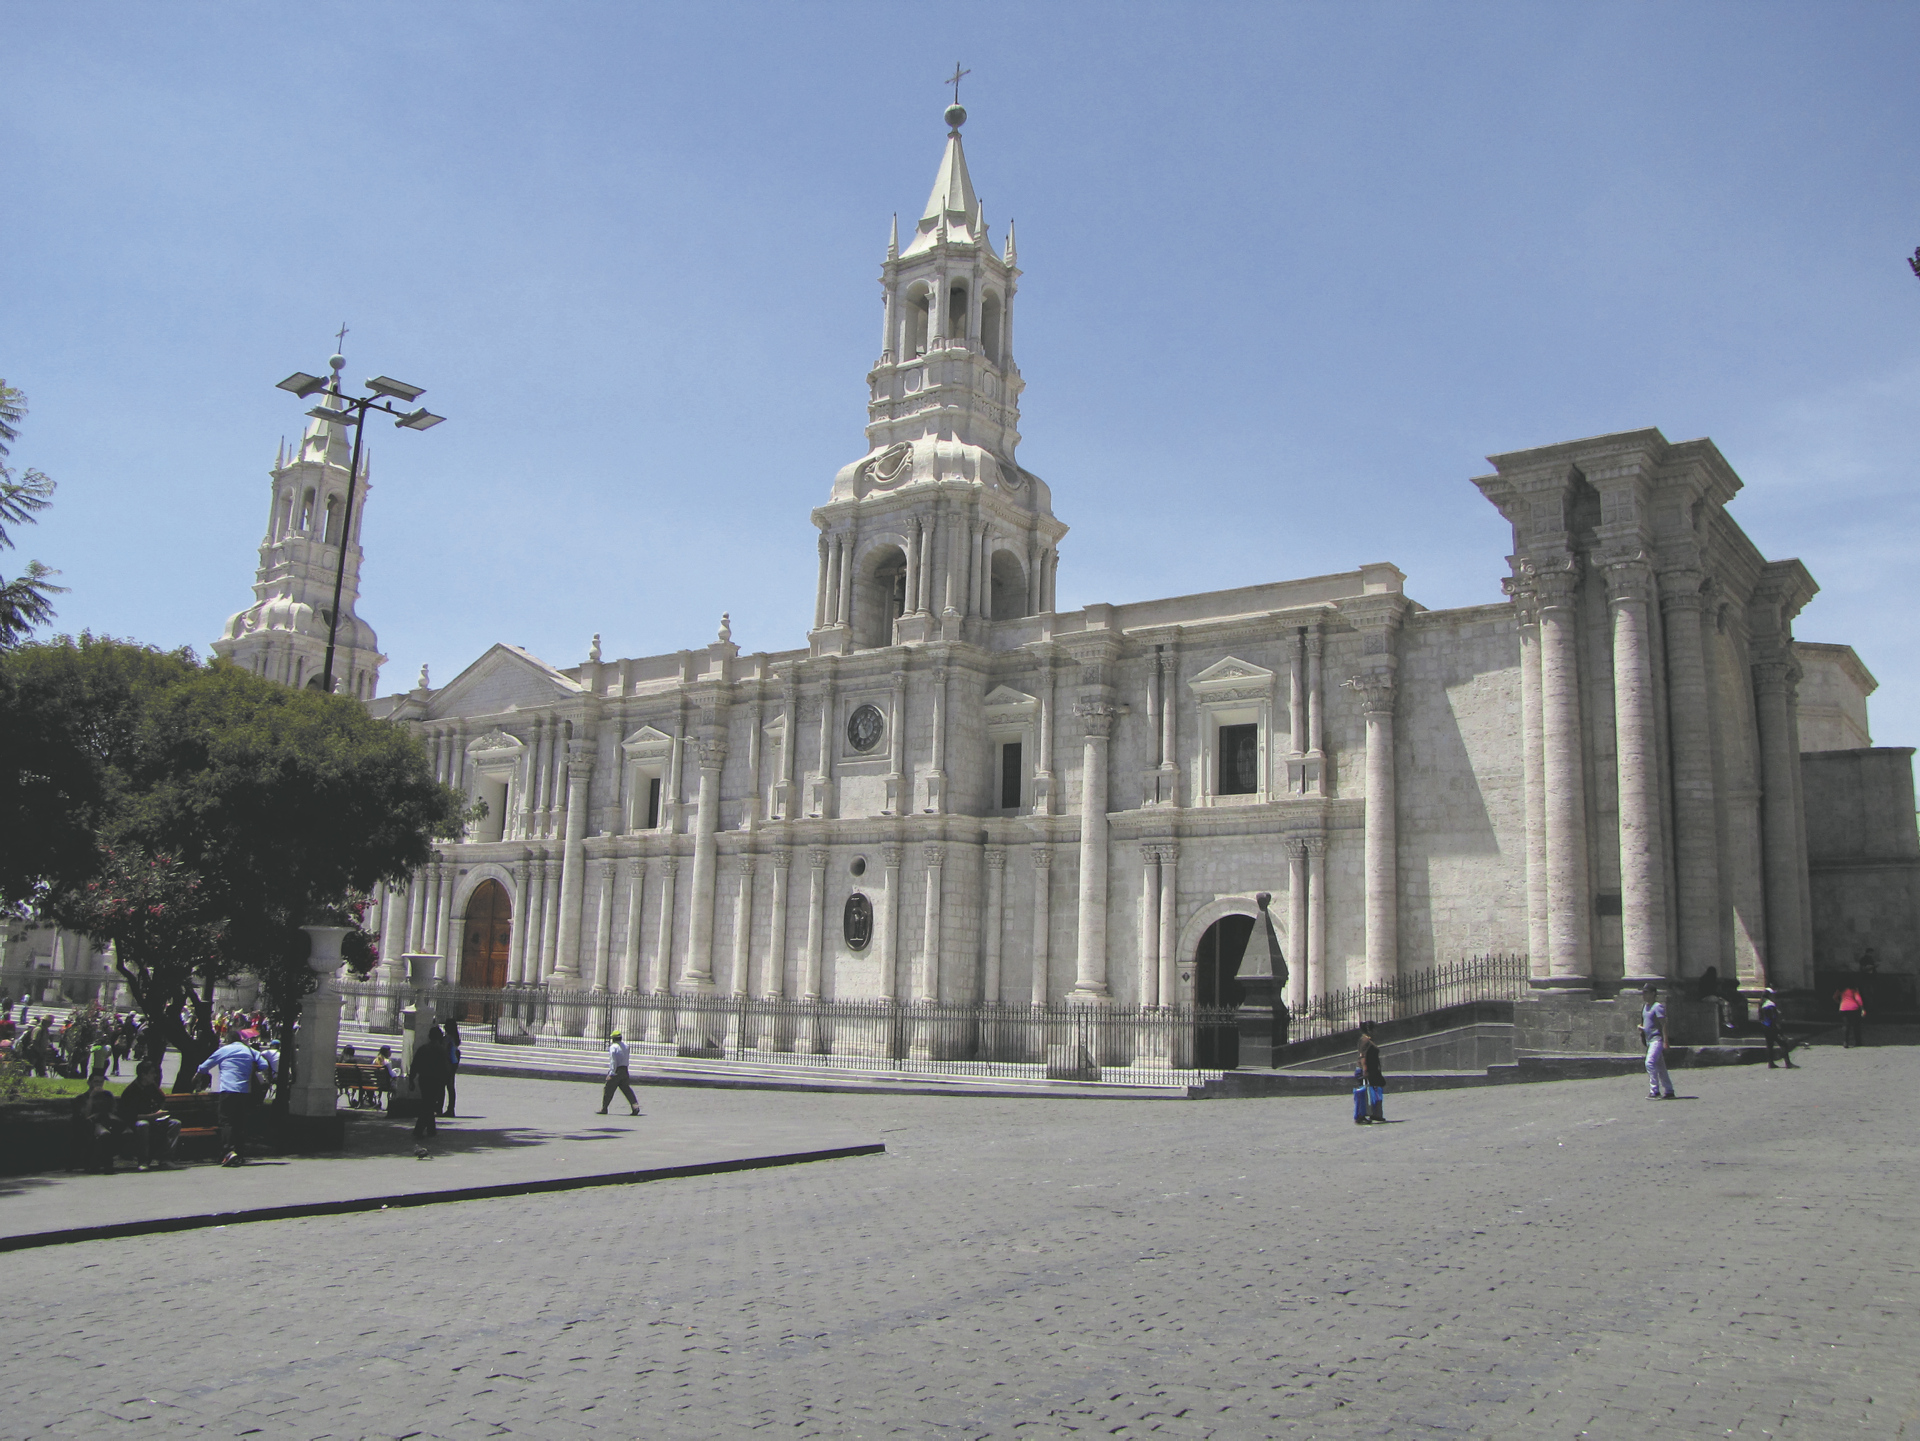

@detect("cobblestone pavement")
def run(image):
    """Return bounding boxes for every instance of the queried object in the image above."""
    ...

[5,1048,1916,1439]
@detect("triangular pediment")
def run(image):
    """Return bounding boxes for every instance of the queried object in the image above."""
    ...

[425,644,584,719]
[622,724,675,756]
[1188,655,1275,693]
[982,685,1039,716]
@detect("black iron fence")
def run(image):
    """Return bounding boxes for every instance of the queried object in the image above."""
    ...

[336,979,1237,1088]
[332,952,1530,1088]
[1287,953,1530,1044]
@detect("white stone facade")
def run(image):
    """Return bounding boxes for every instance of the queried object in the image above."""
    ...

[284,110,1902,1008]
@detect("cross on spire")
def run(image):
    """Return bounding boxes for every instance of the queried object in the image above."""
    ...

[946,63,970,106]
[333,321,349,354]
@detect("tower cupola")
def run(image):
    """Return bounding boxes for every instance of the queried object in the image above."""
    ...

[810,95,1067,655]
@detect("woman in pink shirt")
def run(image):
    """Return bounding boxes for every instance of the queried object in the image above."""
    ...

[1836,986,1866,1049]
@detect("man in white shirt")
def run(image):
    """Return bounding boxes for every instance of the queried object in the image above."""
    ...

[599,1030,640,1116]
[1640,984,1676,1100]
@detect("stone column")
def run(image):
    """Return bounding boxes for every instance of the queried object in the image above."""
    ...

[619,859,646,992]
[1606,556,1669,982]
[550,743,594,982]
[1037,654,1058,813]
[1305,837,1327,1002]
[983,847,1007,1005]
[505,865,530,986]
[1285,839,1308,1014]
[905,526,920,619]
[1657,571,1718,975]
[1305,628,1324,755]
[879,844,903,1002]
[918,844,944,1002]
[886,668,907,814]
[766,849,791,1000]
[541,853,563,980]
[1138,844,1161,1008]
[1071,696,1117,1001]
[1753,655,1807,989]
[1158,648,1180,805]
[418,864,441,959]
[1288,630,1306,757]
[433,864,455,982]
[803,847,828,1001]
[731,857,755,997]
[1349,677,1398,987]
[926,663,949,814]
[380,878,409,992]
[1506,573,1551,978]
[653,856,678,994]
[1030,845,1053,1006]
[837,531,855,627]
[684,734,727,991]
[1535,558,1593,982]
[590,863,615,991]
[405,869,427,956]
[813,535,829,630]
[521,858,547,983]
[1157,842,1179,1009]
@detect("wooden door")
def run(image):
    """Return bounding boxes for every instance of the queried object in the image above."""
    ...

[459,880,512,1016]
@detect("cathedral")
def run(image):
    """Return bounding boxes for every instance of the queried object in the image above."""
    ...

[211,102,1917,1033]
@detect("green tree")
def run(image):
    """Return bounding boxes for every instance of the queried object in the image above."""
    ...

[3,637,466,1087]
[0,382,65,647]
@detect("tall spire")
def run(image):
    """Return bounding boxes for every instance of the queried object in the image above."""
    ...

[887,213,899,261]
[904,99,982,256]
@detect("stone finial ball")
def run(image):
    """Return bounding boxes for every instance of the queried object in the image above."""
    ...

[945,103,967,129]
[329,354,346,371]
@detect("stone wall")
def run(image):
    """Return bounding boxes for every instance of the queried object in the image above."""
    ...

[1803,747,1920,975]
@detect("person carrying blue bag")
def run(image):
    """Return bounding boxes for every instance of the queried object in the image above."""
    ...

[1354,1024,1385,1124]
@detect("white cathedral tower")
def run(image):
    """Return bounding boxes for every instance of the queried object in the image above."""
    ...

[810,98,1067,656]
[212,351,386,697]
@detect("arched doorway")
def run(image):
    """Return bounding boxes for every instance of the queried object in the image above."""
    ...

[1193,914,1255,1069]
[459,879,513,1017]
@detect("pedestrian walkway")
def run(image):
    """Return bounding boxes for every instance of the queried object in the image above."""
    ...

[0,1072,881,1252]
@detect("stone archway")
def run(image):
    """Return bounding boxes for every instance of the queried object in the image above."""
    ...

[457,879,513,1018]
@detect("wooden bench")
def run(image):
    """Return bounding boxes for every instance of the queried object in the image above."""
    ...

[335,1061,390,1109]
[154,1090,222,1159]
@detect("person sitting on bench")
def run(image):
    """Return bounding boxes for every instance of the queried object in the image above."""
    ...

[71,1074,124,1173]
[118,1062,182,1170]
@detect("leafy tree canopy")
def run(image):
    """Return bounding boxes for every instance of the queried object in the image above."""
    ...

[3,636,466,1081]
[0,381,65,647]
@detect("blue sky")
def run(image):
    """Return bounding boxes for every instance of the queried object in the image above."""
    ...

[7,2,1918,752]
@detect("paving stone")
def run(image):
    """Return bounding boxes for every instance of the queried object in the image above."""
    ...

[3,1054,1918,1437]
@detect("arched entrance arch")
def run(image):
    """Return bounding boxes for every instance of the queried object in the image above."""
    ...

[1192,914,1256,1069]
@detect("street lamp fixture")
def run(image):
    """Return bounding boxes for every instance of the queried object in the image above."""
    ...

[277,371,330,398]
[277,348,447,697]
[364,375,427,403]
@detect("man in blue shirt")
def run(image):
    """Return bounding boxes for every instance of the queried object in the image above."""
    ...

[197,1034,267,1166]
[1640,984,1676,1100]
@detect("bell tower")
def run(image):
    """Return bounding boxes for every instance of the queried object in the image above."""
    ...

[211,351,386,697]
[809,96,1067,655]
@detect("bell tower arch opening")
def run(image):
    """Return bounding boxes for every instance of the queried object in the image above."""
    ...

[988,547,1028,621]
[855,542,910,649]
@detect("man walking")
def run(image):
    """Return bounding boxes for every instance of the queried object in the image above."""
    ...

[600,1030,640,1116]
[1640,984,1676,1099]
[409,1025,453,1159]
[1759,989,1797,1069]
[196,1032,268,1165]
[1356,1024,1385,1124]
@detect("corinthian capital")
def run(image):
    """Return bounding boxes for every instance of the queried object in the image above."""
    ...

[1526,553,1581,609]
[1073,697,1118,738]
[1601,551,1654,606]
[1342,674,1397,716]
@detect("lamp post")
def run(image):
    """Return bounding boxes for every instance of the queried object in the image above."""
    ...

[276,352,445,696]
